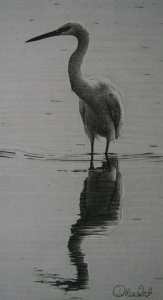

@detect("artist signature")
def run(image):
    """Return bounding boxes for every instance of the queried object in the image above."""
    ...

[113,285,153,297]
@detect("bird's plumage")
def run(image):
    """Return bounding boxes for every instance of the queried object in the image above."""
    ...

[26,22,124,161]
[79,79,124,140]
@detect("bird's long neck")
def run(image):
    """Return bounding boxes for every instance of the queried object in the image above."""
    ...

[68,30,89,91]
[68,30,96,110]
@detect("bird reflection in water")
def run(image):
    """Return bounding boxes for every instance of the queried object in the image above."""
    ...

[35,156,123,292]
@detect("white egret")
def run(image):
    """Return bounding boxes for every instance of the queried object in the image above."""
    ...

[26,22,124,161]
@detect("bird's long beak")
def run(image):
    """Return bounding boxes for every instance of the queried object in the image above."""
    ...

[26,28,61,43]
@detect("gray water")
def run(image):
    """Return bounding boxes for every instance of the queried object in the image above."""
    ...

[0,152,162,300]
[0,0,163,299]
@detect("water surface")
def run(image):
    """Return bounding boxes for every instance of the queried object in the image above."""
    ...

[0,0,162,299]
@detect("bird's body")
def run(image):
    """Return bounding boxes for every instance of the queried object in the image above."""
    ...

[26,22,124,161]
[79,80,123,142]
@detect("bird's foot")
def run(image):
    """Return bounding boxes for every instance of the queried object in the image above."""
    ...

[104,152,111,168]
[105,151,109,159]
[89,160,94,170]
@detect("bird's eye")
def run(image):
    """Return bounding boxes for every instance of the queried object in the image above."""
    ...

[61,25,71,33]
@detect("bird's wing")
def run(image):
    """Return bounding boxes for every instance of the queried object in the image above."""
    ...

[106,88,124,138]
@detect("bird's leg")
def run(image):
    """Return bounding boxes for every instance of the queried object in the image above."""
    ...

[89,160,94,170]
[89,138,94,169]
[105,138,110,165]
[90,137,94,160]
[105,152,110,168]
[105,138,110,155]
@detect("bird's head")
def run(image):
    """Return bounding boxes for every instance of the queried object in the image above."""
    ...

[26,22,88,43]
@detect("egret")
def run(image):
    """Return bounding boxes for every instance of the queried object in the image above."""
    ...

[26,22,124,161]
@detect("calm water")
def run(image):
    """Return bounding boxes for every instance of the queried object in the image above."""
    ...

[0,0,163,299]
[0,152,162,300]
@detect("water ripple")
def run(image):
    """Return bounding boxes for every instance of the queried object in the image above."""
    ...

[0,148,162,162]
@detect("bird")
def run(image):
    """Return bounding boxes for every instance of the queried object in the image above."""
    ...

[26,22,124,162]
